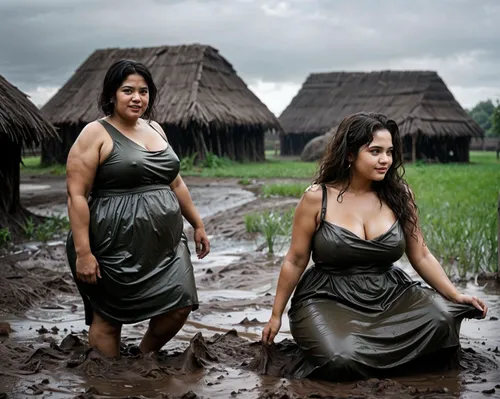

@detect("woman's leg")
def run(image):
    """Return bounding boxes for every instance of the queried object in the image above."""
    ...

[88,311,122,357]
[139,305,192,353]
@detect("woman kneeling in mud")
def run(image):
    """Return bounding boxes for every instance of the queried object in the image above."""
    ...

[66,59,209,358]
[262,112,487,380]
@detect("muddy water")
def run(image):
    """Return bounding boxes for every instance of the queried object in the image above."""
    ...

[2,184,500,398]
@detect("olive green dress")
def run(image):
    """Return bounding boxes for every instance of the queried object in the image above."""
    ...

[67,119,198,325]
[288,184,479,380]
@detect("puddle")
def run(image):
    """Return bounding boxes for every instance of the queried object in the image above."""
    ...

[20,183,52,192]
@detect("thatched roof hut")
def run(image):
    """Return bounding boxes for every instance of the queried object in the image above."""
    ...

[280,70,483,162]
[0,74,57,235]
[41,44,281,165]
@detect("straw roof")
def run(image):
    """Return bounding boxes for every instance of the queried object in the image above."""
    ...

[0,74,57,147]
[42,44,281,131]
[279,70,483,138]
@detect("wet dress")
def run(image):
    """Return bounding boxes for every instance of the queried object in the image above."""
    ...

[67,119,198,325]
[288,184,479,380]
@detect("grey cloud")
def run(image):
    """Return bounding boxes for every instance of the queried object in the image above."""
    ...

[1,0,499,102]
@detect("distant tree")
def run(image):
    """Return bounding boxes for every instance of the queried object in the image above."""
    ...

[491,101,500,138]
[467,99,495,136]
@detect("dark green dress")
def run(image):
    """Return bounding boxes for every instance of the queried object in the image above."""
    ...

[288,184,479,380]
[67,119,198,325]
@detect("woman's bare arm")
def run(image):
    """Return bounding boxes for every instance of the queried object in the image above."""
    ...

[270,188,320,317]
[405,197,486,317]
[403,184,462,300]
[262,186,321,343]
[405,228,461,301]
[169,175,204,229]
[66,123,103,282]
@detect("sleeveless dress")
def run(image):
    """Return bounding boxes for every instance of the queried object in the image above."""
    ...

[66,119,198,325]
[288,185,479,380]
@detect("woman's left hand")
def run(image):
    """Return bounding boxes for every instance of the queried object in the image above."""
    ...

[194,227,210,259]
[453,294,488,319]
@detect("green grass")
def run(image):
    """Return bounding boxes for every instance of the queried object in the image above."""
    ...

[0,228,11,247]
[404,161,498,277]
[262,183,308,198]
[181,158,317,178]
[469,150,499,164]
[21,215,70,242]
[244,209,294,254]
[21,156,66,176]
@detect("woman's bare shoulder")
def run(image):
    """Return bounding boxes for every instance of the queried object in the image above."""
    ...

[78,120,107,140]
[70,120,108,154]
[302,184,323,204]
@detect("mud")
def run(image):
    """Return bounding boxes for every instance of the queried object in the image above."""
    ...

[0,175,499,398]
[0,328,498,399]
[0,246,74,314]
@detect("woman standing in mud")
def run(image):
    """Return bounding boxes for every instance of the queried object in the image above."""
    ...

[262,112,487,380]
[66,59,209,358]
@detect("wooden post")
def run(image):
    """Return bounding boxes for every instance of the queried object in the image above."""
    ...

[498,190,500,273]
[412,135,417,163]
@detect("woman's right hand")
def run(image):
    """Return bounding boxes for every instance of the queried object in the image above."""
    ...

[76,252,101,284]
[261,315,282,345]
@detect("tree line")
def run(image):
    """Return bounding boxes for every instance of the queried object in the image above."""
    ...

[466,99,500,137]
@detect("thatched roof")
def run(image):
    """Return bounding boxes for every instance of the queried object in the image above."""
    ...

[42,44,281,131]
[0,74,57,147]
[279,70,483,138]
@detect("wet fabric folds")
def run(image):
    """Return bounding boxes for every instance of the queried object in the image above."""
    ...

[67,119,198,325]
[288,184,479,380]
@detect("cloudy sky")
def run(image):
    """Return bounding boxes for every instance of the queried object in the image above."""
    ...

[1,0,499,115]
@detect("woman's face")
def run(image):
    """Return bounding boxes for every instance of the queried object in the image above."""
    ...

[351,129,393,181]
[113,73,149,121]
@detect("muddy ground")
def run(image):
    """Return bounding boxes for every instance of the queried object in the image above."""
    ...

[0,175,499,399]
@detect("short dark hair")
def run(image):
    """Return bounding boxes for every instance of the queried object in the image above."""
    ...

[99,59,157,120]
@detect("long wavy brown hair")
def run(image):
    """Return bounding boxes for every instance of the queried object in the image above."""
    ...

[313,112,419,238]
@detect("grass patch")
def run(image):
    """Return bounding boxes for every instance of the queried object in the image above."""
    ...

[21,156,66,176]
[22,215,70,242]
[469,151,499,164]
[182,158,316,178]
[244,209,294,254]
[404,162,498,278]
[238,178,252,186]
[262,183,306,198]
[0,228,11,247]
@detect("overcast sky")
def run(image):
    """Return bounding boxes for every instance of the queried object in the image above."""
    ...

[1,0,499,115]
